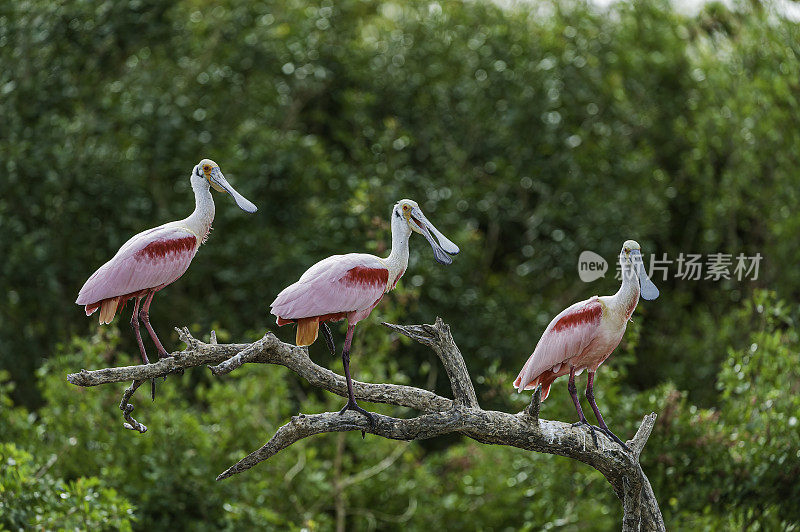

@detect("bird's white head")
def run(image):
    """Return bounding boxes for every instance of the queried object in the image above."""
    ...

[620,239,659,300]
[393,199,460,265]
[194,158,258,213]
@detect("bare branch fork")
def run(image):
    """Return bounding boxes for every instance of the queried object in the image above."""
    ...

[67,318,665,531]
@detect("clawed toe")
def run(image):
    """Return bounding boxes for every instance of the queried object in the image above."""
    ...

[598,427,631,452]
[572,421,630,452]
[338,401,377,432]
[572,420,599,448]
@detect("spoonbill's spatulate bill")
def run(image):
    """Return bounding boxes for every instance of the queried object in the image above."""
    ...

[513,240,659,449]
[270,199,459,427]
[76,159,257,399]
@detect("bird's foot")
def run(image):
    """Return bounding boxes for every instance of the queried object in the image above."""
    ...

[571,420,599,448]
[597,426,631,452]
[338,400,376,438]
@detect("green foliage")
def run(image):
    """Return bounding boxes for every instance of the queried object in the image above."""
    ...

[2,0,800,529]
[0,443,135,530]
[639,290,800,530]
[2,0,799,408]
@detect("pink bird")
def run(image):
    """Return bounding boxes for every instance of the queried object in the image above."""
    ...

[76,159,257,398]
[514,240,659,449]
[270,199,459,426]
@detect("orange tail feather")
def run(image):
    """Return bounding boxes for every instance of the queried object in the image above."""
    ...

[296,318,319,346]
[98,297,119,325]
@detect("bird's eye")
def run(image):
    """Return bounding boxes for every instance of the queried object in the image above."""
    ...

[402,205,409,211]
[203,165,210,172]
[624,248,630,253]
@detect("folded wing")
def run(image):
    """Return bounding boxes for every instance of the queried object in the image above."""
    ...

[270,253,389,323]
[513,297,603,398]
[76,225,199,308]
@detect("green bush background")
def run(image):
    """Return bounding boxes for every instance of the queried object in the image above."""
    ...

[1,0,799,529]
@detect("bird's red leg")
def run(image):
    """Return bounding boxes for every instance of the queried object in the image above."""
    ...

[337,324,376,432]
[130,297,155,401]
[568,366,588,423]
[585,372,607,428]
[130,297,149,365]
[586,372,630,451]
[140,290,171,401]
[140,290,169,359]
[569,366,598,447]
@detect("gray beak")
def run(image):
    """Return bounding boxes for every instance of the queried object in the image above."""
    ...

[631,250,659,300]
[211,169,258,213]
[410,207,460,265]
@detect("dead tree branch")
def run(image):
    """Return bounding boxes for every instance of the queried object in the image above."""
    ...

[67,320,665,531]
[383,318,479,408]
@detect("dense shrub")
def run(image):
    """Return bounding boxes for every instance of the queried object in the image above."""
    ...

[2,0,799,528]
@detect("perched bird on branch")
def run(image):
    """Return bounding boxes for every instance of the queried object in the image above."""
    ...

[270,199,459,426]
[514,240,659,448]
[76,159,257,399]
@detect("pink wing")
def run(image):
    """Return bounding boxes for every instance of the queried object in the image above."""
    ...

[76,225,198,306]
[513,297,603,397]
[270,253,388,323]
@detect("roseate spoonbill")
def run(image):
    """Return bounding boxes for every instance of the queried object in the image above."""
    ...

[513,240,659,449]
[76,159,257,399]
[270,199,459,426]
